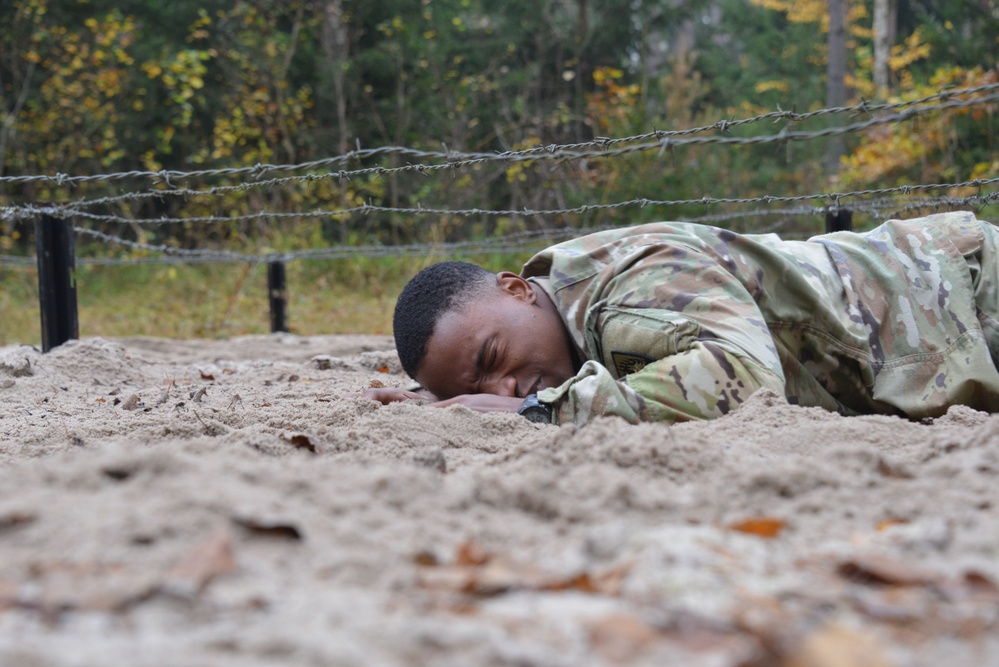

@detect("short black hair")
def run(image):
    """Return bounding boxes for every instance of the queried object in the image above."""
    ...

[393,261,495,379]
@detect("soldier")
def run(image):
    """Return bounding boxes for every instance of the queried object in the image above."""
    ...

[363,211,999,425]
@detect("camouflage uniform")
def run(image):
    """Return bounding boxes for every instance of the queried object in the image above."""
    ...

[523,211,999,425]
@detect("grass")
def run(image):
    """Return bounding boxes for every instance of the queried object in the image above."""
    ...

[0,251,536,347]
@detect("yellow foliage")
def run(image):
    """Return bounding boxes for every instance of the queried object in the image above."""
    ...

[751,0,826,25]
[592,67,624,84]
[10,4,138,178]
[888,30,932,71]
[755,80,790,94]
[840,67,997,188]
[586,66,642,135]
[750,0,869,35]
[504,136,541,184]
[969,160,999,182]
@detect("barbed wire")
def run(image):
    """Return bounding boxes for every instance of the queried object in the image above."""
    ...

[1,85,995,194]
[3,208,804,268]
[3,176,996,228]
[3,190,993,270]
[513,82,999,155]
[2,82,995,273]
[58,196,999,266]
[69,227,587,266]
[9,197,993,269]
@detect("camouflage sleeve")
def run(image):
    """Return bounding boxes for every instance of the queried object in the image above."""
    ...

[537,328,786,425]
[525,223,803,425]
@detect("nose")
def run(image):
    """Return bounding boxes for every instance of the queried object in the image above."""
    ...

[484,374,520,398]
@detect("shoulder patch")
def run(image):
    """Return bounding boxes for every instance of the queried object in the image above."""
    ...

[610,351,656,377]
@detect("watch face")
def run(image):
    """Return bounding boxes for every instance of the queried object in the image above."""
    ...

[520,406,552,424]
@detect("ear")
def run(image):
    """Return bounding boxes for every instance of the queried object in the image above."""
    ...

[495,272,537,304]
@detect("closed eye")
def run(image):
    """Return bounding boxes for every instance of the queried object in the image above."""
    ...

[471,336,495,394]
[476,336,497,374]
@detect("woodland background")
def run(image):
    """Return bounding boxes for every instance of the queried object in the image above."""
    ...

[0,0,997,341]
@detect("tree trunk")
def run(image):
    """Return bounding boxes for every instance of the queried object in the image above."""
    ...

[873,0,895,97]
[319,0,352,245]
[320,0,350,156]
[825,0,848,174]
[575,0,589,142]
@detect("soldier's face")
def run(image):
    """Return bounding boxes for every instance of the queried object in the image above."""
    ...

[415,272,578,400]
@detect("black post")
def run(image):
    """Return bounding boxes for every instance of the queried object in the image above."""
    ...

[267,260,288,333]
[35,214,79,352]
[825,207,853,233]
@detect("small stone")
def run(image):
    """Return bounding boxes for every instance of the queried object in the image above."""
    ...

[413,448,447,474]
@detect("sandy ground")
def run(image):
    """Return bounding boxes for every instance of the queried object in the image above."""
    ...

[1,334,999,667]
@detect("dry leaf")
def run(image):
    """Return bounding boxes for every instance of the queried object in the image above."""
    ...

[232,515,303,541]
[284,433,317,453]
[729,517,785,538]
[963,570,999,593]
[876,459,911,479]
[875,518,908,531]
[468,556,551,595]
[543,572,599,593]
[377,365,390,373]
[369,379,386,389]
[838,553,940,587]
[455,541,489,567]
[413,551,439,567]
[935,569,999,603]
[587,559,634,596]
[852,587,925,622]
[0,579,21,612]
[418,557,545,596]
[24,562,159,613]
[589,613,659,664]
[419,542,632,597]
[0,509,35,533]
[162,527,235,598]
[783,622,893,667]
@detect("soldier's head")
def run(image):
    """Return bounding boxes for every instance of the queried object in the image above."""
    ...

[393,260,577,400]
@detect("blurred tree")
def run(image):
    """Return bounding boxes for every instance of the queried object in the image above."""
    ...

[0,0,995,253]
[872,0,897,95]
[827,0,849,171]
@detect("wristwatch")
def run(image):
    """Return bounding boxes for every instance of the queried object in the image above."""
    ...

[517,393,553,424]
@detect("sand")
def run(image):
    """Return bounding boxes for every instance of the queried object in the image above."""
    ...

[1,335,998,666]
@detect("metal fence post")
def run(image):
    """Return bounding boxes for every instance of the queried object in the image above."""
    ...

[267,260,288,333]
[35,214,79,352]
[824,207,853,233]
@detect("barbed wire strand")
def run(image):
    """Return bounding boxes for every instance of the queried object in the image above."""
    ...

[5,192,992,269]
[1,83,995,271]
[2,209,807,268]
[2,193,993,269]
[4,176,993,230]
[1,87,996,195]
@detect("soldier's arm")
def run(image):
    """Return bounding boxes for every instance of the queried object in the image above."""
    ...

[538,298,787,424]
[538,338,786,425]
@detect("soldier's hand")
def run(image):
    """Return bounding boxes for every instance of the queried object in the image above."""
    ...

[350,387,431,404]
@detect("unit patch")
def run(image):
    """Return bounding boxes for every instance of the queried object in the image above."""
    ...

[610,351,656,377]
